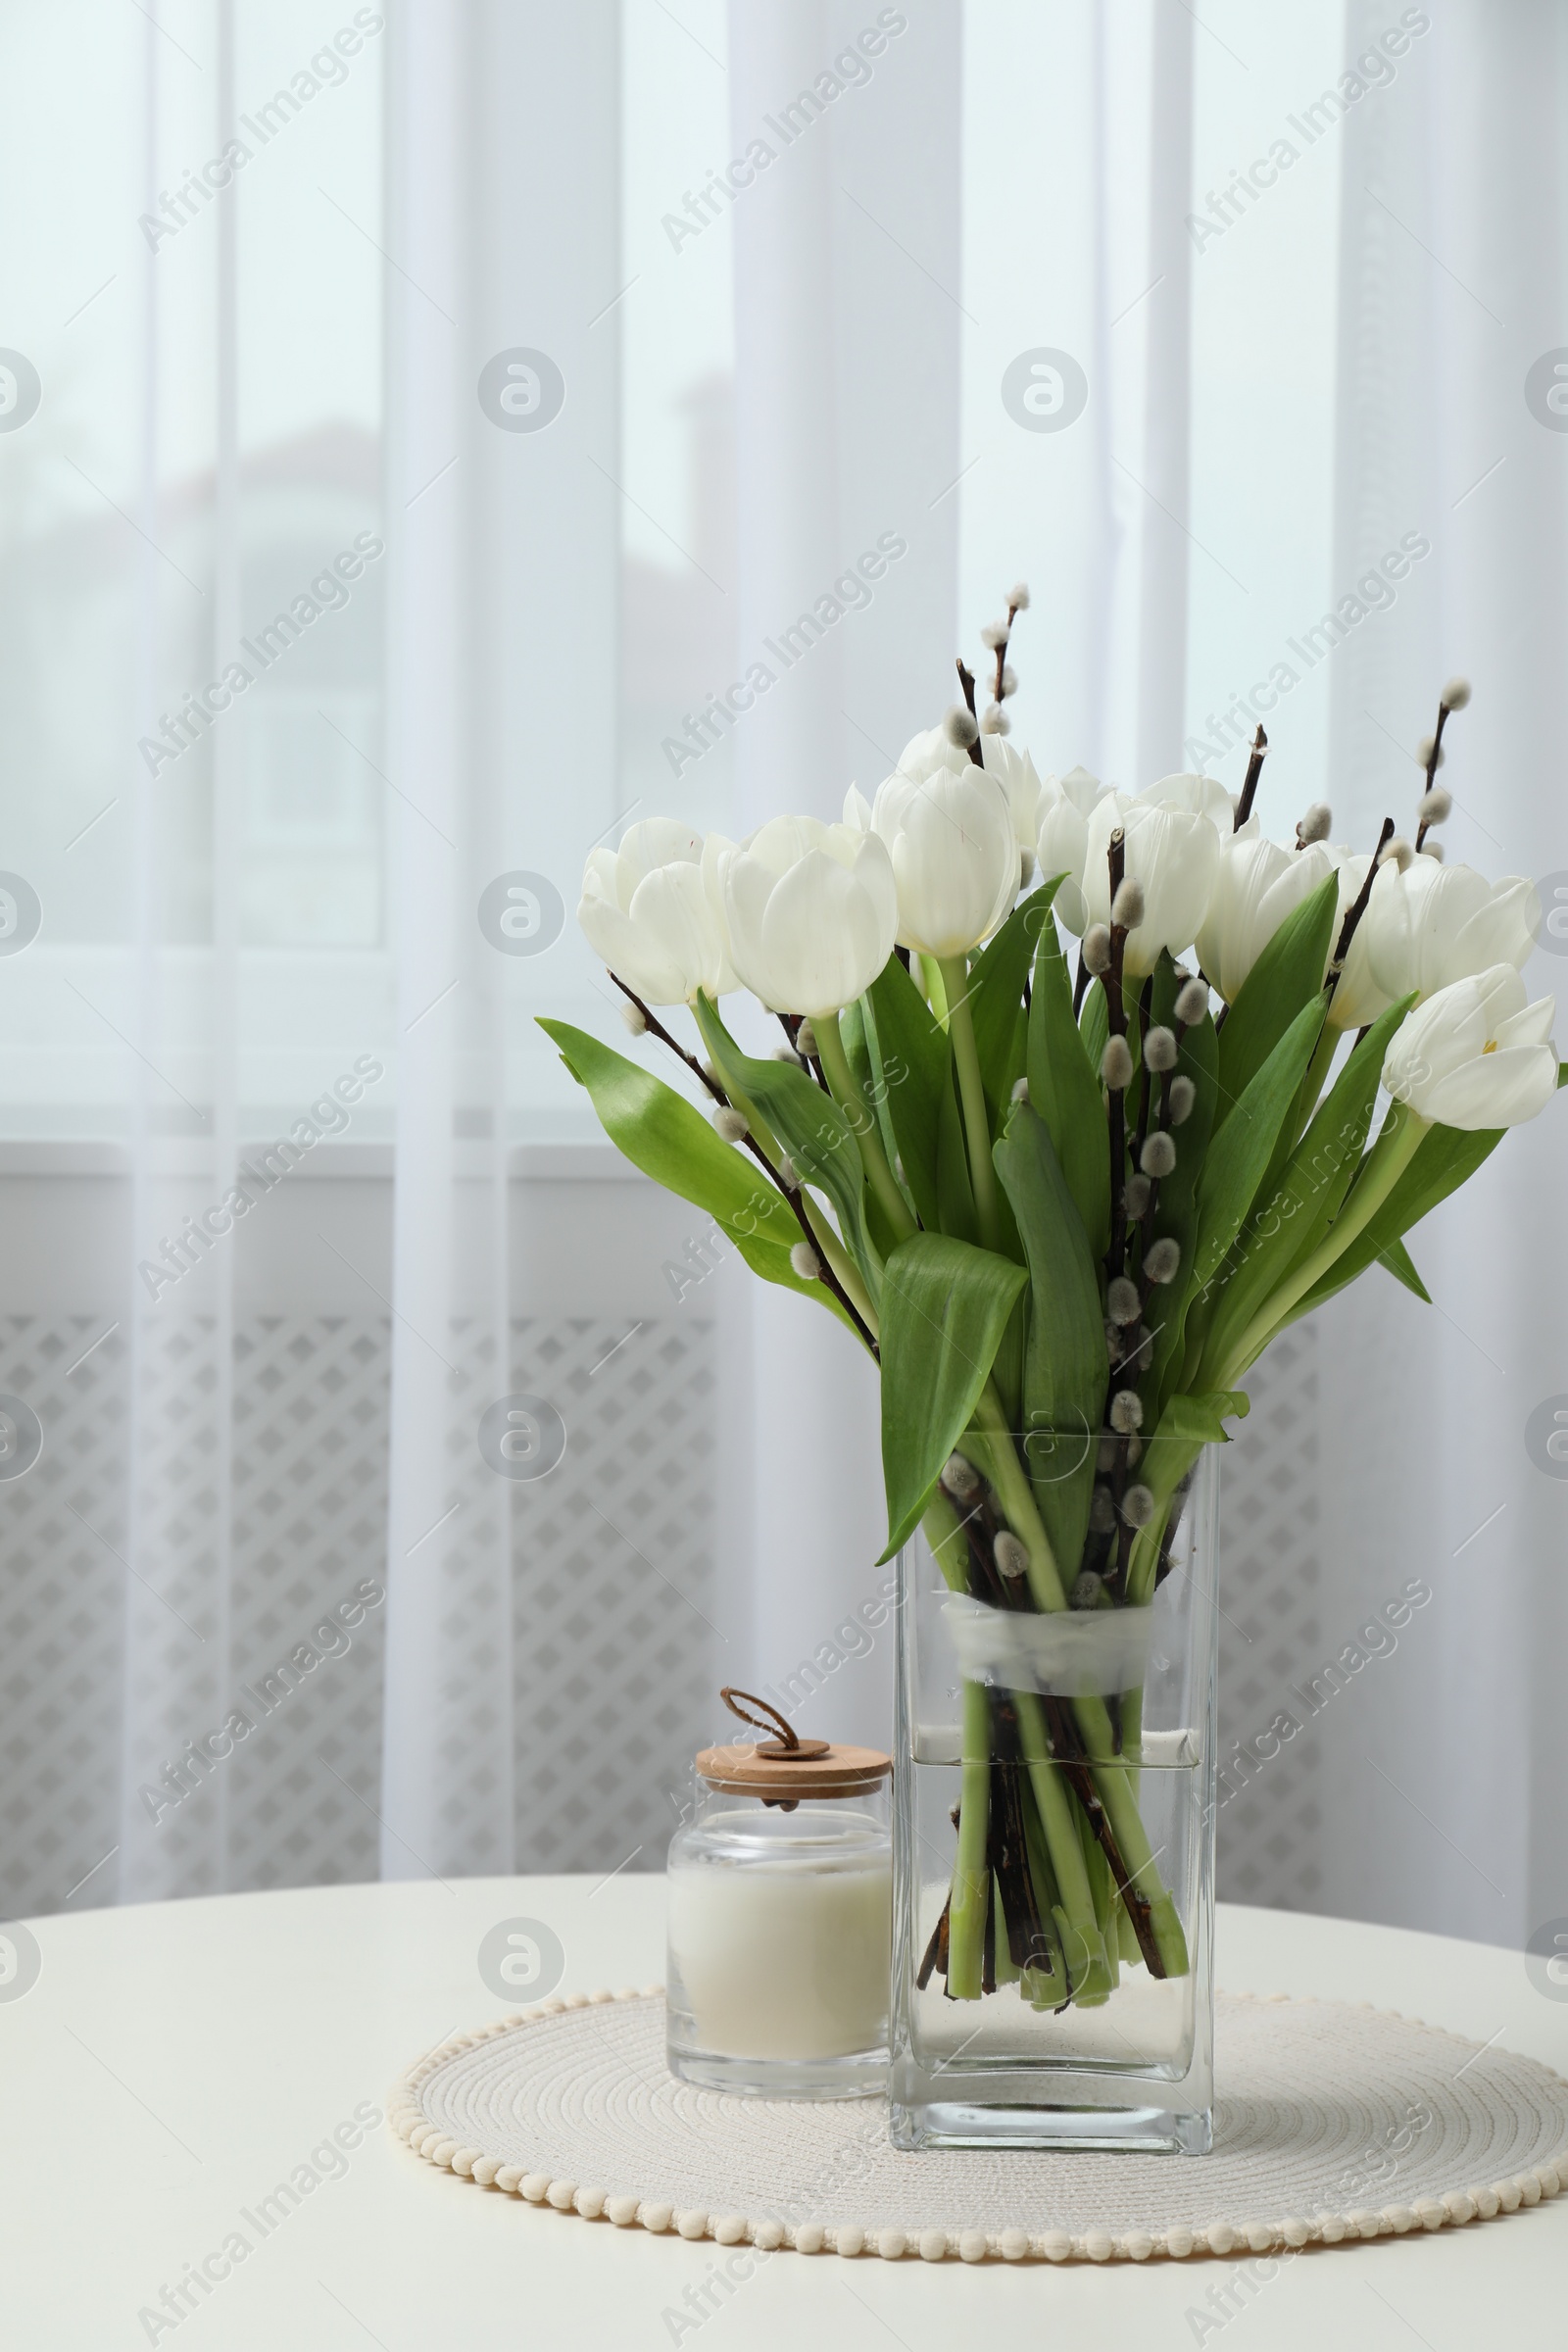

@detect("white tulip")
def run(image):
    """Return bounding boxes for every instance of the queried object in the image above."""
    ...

[719,815,899,1016]
[1196,832,1339,1004]
[1036,765,1112,934]
[871,745,1019,959]
[1076,791,1223,979]
[1367,858,1541,1004]
[890,724,974,787]
[1382,963,1558,1130]
[1139,771,1236,830]
[578,818,736,1005]
[1322,851,1401,1030]
[980,736,1044,863]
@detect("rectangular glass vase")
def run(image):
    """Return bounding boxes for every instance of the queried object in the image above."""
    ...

[889,1447,1218,2154]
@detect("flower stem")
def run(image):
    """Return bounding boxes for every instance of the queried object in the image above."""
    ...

[965,1383,1069,1611]
[947,1680,994,1998]
[921,1490,974,1592]
[815,1014,917,1242]
[966,1383,1188,1976]
[1222,1103,1428,1381]
[939,956,1001,1252]
[1010,1692,1110,1995]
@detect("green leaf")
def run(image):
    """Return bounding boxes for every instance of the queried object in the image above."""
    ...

[1192,996,1412,1389]
[692,995,882,1303]
[878,1235,1028,1559]
[1027,909,1109,1261]
[839,995,894,1180]
[536,1020,846,1321]
[1378,1236,1430,1302]
[1176,997,1325,1389]
[1125,1388,1250,1607]
[969,896,1049,1123]
[1079,973,1108,1076]
[1287,1121,1505,1321]
[1191,997,1326,1298]
[935,1072,980,1245]
[840,993,913,1250]
[1215,871,1339,1119]
[865,955,951,1234]
[994,1103,1103,1581]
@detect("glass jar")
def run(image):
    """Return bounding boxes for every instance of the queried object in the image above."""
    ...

[665,1727,892,2098]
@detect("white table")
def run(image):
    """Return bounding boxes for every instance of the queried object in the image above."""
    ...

[4,1881,1562,2347]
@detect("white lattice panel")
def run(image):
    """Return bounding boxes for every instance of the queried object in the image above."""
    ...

[0,1316,128,1919]
[1214,1323,1325,1910]
[0,1308,716,1919]
[507,1317,718,1873]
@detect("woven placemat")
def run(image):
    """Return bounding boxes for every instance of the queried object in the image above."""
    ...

[389,1989,1568,2263]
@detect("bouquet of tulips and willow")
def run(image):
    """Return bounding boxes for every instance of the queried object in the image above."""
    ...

[542,586,1561,2010]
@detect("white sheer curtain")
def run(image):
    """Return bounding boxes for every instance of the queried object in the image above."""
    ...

[6,0,1568,1953]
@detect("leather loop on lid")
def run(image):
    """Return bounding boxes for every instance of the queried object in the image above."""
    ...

[702,1688,890,1803]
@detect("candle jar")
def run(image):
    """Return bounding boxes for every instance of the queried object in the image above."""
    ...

[665,1724,892,2099]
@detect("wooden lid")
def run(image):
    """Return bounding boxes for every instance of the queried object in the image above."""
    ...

[696,1687,890,1801]
[695,1740,892,1800]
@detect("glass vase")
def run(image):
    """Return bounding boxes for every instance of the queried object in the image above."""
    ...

[889,1446,1217,2153]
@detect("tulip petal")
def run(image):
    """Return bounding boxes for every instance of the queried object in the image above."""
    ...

[1493,994,1557,1052]
[875,765,1017,957]
[630,862,734,1000]
[615,818,703,898]
[721,850,787,1007]
[1421,1043,1559,1130]
[760,844,897,1015]
[576,892,688,1004]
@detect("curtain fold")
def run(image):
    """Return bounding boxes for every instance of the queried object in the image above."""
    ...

[723,0,962,1740]
[1313,0,1568,1948]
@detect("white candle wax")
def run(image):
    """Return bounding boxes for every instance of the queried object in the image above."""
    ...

[669,1853,892,2061]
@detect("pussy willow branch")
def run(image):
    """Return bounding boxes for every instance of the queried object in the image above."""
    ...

[610,973,879,1357]
[1130,974,1155,1167]
[1234,723,1268,830]
[1324,817,1394,1005]
[1103,828,1131,1281]
[1415,696,1452,850]
[954,660,985,766]
[776,1010,829,1094]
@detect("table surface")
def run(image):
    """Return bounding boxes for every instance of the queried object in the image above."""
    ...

[4,1880,1562,2349]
